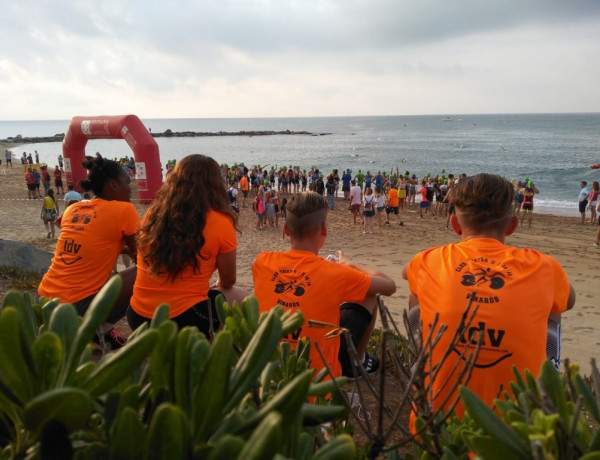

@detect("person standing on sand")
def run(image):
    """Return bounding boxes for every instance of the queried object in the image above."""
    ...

[349,179,362,225]
[364,170,373,191]
[41,166,51,194]
[385,184,401,225]
[419,180,430,218]
[374,185,386,229]
[362,187,376,234]
[403,173,575,426]
[578,181,590,225]
[513,180,523,218]
[594,198,600,248]
[239,172,249,207]
[54,166,65,195]
[41,188,59,239]
[32,168,41,198]
[519,181,539,228]
[325,174,337,210]
[24,167,36,199]
[588,181,598,224]
[341,169,352,200]
[58,154,64,169]
[5,150,12,167]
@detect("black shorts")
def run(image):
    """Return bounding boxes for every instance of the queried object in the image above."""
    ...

[55,180,63,187]
[338,303,373,377]
[243,190,248,197]
[127,289,222,338]
[342,185,350,192]
[27,184,36,191]
[579,200,588,213]
[386,206,399,215]
[522,203,533,212]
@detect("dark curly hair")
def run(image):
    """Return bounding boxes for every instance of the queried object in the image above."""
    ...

[138,154,239,281]
[79,153,124,197]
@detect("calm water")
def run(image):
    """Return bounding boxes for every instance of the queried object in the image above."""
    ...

[2,114,599,215]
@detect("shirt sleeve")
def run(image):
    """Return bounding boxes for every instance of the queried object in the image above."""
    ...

[333,262,372,304]
[219,214,237,254]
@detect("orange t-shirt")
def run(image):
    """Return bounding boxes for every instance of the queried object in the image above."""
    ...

[240,176,249,191]
[387,188,399,207]
[38,199,139,303]
[252,250,371,377]
[131,210,237,318]
[405,238,571,419]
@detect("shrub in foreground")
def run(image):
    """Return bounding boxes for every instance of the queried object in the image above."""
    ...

[0,277,354,459]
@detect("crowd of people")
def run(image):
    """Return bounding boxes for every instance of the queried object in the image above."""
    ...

[217,163,553,235]
[36,153,575,424]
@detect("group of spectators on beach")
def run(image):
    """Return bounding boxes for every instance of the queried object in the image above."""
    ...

[219,163,552,237]
[36,153,575,423]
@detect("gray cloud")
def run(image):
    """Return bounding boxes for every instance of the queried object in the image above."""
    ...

[1,0,599,119]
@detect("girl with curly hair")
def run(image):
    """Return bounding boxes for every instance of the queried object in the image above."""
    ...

[127,154,248,337]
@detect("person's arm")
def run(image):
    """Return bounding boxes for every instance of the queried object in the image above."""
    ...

[40,200,45,218]
[566,284,576,310]
[123,234,137,261]
[401,263,420,309]
[55,200,60,215]
[337,251,396,296]
[215,250,237,288]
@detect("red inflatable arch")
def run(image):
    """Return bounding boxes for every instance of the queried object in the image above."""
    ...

[62,115,162,204]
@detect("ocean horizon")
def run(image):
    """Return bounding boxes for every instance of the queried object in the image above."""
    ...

[2,113,599,217]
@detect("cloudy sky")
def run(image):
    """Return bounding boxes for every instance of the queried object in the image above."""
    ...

[2,0,599,120]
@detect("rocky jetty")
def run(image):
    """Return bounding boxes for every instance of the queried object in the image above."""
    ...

[1,130,331,145]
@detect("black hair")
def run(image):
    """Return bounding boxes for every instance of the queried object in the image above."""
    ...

[79,153,124,197]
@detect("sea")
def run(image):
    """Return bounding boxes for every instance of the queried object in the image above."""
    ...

[2,113,599,216]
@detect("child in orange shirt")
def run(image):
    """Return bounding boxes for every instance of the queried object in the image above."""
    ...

[252,192,396,378]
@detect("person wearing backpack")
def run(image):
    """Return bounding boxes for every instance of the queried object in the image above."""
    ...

[228,184,239,213]
[362,188,376,234]
[325,174,337,210]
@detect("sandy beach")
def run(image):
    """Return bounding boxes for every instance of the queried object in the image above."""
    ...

[1,151,598,375]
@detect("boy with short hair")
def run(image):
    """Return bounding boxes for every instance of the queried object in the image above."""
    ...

[403,173,575,419]
[252,192,396,378]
